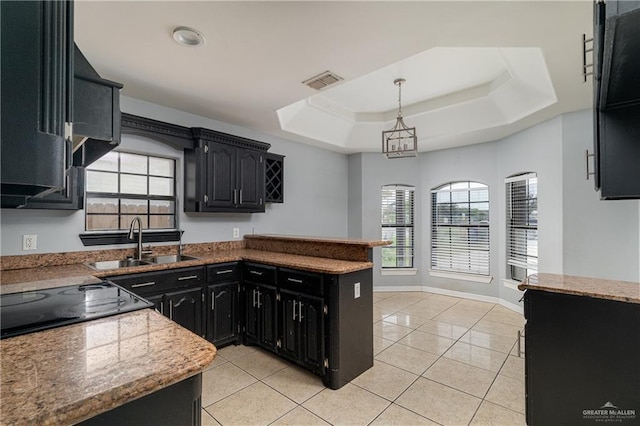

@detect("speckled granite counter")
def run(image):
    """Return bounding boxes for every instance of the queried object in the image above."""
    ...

[0,309,216,426]
[518,273,640,304]
[1,249,375,293]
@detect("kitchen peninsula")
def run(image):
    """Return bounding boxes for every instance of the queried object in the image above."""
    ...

[0,235,389,425]
[518,273,640,425]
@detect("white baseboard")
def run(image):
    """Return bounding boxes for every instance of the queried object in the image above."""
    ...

[374,286,424,292]
[373,285,523,314]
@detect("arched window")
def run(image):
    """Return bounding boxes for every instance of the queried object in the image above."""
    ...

[506,172,538,282]
[431,181,489,276]
[381,185,415,268]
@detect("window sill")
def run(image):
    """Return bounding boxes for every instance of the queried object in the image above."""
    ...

[80,230,182,246]
[502,279,524,291]
[428,269,493,284]
[381,268,418,276]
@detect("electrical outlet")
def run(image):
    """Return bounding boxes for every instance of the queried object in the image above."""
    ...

[354,282,361,299]
[233,228,240,239]
[23,234,37,251]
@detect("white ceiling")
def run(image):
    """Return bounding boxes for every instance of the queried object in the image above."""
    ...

[74,1,593,154]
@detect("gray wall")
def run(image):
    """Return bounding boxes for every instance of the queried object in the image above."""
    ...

[561,110,639,281]
[350,111,638,307]
[0,96,349,255]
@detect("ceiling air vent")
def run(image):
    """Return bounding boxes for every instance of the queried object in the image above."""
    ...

[302,71,343,90]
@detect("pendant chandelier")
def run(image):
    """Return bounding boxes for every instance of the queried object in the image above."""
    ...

[382,78,417,159]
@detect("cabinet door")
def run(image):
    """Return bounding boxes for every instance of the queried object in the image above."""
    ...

[279,290,299,362]
[1,0,72,197]
[166,287,203,336]
[244,283,259,344]
[300,295,324,374]
[259,284,278,351]
[237,148,265,211]
[206,282,238,345]
[205,141,237,209]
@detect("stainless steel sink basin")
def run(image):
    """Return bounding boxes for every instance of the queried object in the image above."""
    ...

[144,254,200,264]
[86,259,153,270]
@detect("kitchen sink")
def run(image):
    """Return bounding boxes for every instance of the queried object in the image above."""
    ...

[144,254,200,264]
[86,255,200,270]
[86,259,154,270]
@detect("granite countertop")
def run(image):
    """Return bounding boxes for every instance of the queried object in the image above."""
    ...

[0,309,216,426]
[1,249,373,293]
[245,234,391,247]
[519,273,640,304]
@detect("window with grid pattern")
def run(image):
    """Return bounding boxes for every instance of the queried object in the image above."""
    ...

[381,185,415,268]
[85,151,177,231]
[431,181,490,276]
[506,173,538,282]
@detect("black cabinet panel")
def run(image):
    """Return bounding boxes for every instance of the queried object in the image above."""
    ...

[243,281,277,352]
[206,282,238,346]
[166,287,203,336]
[185,130,268,213]
[524,290,640,425]
[19,167,85,210]
[1,0,72,198]
[265,153,284,203]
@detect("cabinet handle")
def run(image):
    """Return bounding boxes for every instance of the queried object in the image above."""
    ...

[586,149,595,180]
[293,300,297,321]
[257,291,262,308]
[239,189,243,204]
[178,275,199,281]
[216,269,234,275]
[249,270,263,276]
[252,289,257,307]
[299,301,304,322]
[211,292,215,311]
[233,189,237,205]
[287,278,303,284]
[131,281,156,288]
[169,299,173,319]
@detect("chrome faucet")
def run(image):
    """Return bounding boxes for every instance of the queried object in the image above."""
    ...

[127,216,145,260]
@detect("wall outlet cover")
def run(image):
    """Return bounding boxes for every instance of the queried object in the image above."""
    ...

[23,234,37,251]
[354,282,361,299]
[233,228,240,239]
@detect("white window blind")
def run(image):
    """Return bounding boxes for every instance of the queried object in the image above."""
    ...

[85,151,177,231]
[431,182,490,276]
[381,185,415,268]
[506,173,538,282]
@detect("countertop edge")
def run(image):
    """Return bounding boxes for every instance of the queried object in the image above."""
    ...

[518,273,640,304]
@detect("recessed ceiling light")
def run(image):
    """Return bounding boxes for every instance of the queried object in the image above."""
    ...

[172,26,206,47]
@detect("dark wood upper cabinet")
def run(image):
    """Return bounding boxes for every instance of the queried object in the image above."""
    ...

[185,128,269,213]
[265,153,285,203]
[20,166,85,210]
[593,0,640,199]
[1,0,73,200]
[71,45,123,168]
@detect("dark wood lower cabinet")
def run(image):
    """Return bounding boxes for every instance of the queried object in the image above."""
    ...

[206,282,238,346]
[109,262,374,390]
[79,373,202,426]
[524,290,640,425]
[166,287,203,337]
[279,289,324,375]
[244,281,278,352]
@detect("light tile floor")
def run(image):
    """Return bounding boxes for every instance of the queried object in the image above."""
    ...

[202,291,526,426]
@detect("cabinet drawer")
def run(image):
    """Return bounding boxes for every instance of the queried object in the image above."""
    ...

[278,268,324,297]
[207,262,240,283]
[243,262,276,285]
[108,266,205,296]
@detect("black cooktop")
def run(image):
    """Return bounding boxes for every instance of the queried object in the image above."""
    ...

[0,281,153,339]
